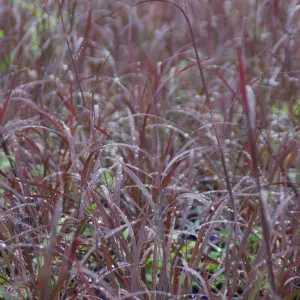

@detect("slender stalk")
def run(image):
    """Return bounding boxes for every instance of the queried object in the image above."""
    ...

[57,0,86,107]
[237,48,278,296]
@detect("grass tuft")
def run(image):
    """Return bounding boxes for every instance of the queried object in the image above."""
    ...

[0,0,299,299]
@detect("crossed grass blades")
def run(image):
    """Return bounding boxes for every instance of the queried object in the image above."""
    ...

[0,0,299,299]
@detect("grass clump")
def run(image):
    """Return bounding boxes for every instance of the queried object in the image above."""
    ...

[0,0,299,299]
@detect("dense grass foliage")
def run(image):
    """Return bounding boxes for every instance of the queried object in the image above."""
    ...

[0,0,299,299]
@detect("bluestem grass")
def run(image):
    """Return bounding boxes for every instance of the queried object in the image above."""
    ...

[0,0,299,299]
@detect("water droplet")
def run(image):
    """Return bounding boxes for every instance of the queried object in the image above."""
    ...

[48,74,55,81]
[0,242,7,249]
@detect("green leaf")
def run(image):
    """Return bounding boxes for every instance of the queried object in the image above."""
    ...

[123,228,130,239]
[0,158,12,171]
[86,203,97,214]
[0,52,14,72]
[83,226,92,234]
[209,251,221,261]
